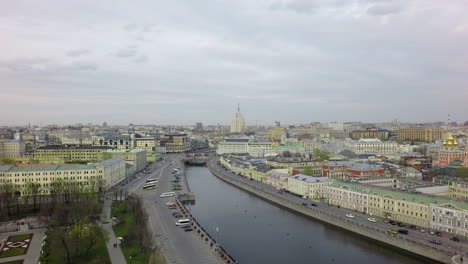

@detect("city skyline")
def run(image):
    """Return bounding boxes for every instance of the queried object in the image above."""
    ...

[2,0,468,125]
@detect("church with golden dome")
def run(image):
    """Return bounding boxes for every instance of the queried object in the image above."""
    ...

[432,134,465,166]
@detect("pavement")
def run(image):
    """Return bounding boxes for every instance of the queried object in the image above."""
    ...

[0,228,46,264]
[114,155,221,264]
[101,198,126,264]
[208,158,468,258]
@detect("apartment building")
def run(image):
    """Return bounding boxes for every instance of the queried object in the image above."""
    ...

[0,157,126,196]
[99,149,147,172]
[32,145,113,163]
[287,175,330,199]
[398,127,443,142]
[0,140,25,159]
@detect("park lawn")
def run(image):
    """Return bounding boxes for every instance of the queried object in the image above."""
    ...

[2,260,24,264]
[111,201,148,264]
[0,248,26,258]
[8,234,32,242]
[47,229,110,264]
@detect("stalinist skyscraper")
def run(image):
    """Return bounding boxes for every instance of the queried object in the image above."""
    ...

[230,104,246,134]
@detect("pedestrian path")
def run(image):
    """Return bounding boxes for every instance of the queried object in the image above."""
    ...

[101,198,127,264]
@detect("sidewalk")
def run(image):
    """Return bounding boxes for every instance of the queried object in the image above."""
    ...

[101,197,127,264]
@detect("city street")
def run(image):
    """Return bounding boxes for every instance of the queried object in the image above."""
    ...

[115,155,220,264]
[208,158,468,257]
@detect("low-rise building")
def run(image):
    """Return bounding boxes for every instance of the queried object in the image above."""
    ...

[430,203,468,237]
[450,181,468,199]
[351,139,399,154]
[265,172,291,190]
[31,145,113,163]
[399,167,423,180]
[160,134,191,153]
[350,128,389,140]
[0,157,126,196]
[99,149,147,172]
[322,161,384,179]
[0,140,25,160]
[134,137,156,152]
[287,175,330,199]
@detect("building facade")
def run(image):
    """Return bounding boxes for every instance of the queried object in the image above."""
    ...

[351,139,399,154]
[230,105,246,134]
[0,158,126,196]
[398,127,443,142]
[0,140,25,160]
[32,145,113,163]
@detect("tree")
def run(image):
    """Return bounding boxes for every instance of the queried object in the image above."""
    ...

[313,148,330,161]
[302,166,313,176]
[281,151,291,157]
[0,158,14,164]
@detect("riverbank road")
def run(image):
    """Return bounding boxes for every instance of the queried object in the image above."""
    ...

[208,158,468,257]
[119,155,220,264]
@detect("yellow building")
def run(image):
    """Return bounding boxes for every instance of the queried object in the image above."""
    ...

[0,140,25,160]
[450,181,468,199]
[0,158,126,196]
[398,127,443,142]
[99,149,147,172]
[160,134,191,153]
[31,145,113,163]
[267,128,287,142]
[134,138,156,151]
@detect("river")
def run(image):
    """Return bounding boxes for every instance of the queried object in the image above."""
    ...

[185,166,429,264]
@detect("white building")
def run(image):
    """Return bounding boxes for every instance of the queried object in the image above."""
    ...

[287,175,330,199]
[430,204,468,237]
[350,138,399,154]
[217,138,273,157]
[325,183,369,213]
[230,105,246,134]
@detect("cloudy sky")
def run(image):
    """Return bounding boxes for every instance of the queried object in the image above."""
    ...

[1,0,468,126]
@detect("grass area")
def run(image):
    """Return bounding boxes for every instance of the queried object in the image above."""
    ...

[45,229,110,264]
[8,234,32,242]
[149,249,167,264]
[0,248,27,258]
[2,260,24,264]
[111,201,149,264]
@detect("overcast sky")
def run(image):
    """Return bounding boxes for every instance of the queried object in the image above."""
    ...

[1,0,468,126]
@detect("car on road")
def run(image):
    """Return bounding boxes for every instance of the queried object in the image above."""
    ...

[168,204,177,209]
[429,230,435,235]
[346,214,354,218]
[397,222,404,227]
[301,202,308,206]
[435,231,443,237]
[398,229,408,235]
[429,239,442,245]
[409,225,417,230]
[389,220,396,225]
[176,219,191,226]
[420,229,425,233]
[184,227,193,232]
[387,230,398,234]
[450,237,460,242]
[172,212,183,218]
[367,217,376,223]
[311,203,317,207]
[383,219,389,224]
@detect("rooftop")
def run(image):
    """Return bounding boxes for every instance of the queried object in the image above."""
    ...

[36,145,113,150]
[291,174,330,183]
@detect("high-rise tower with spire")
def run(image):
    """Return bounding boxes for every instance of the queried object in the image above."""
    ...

[230,104,246,134]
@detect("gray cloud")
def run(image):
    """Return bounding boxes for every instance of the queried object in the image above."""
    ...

[269,0,318,13]
[66,49,91,57]
[115,47,138,58]
[367,3,403,16]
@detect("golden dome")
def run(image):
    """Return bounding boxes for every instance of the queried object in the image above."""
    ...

[444,134,457,147]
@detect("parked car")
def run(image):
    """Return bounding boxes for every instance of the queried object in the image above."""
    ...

[397,222,404,227]
[429,230,435,235]
[435,231,443,237]
[346,214,354,218]
[184,227,194,232]
[409,225,417,230]
[383,219,389,224]
[367,218,377,223]
[387,230,398,234]
[311,203,317,207]
[430,239,442,245]
[420,229,425,233]
[450,237,460,242]
[389,220,396,225]
[301,203,308,206]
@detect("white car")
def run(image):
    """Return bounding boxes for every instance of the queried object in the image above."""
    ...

[346,214,355,218]
[367,217,376,222]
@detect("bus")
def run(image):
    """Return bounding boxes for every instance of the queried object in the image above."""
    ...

[143,184,157,190]
[146,178,158,183]
[160,192,176,198]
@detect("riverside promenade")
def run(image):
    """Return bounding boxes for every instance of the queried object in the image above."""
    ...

[207,158,461,264]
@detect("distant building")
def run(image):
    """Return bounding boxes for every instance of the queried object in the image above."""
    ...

[216,138,273,157]
[350,138,399,154]
[134,137,156,152]
[196,122,203,132]
[230,105,246,134]
[432,134,465,166]
[399,167,423,180]
[32,145,113,163]
[351,128,389,140]
[267,127,287,142]
[99,149,147,172]
[159,134,191,153]
[0,140,25,160]
[322,161,384,179]
[287,175,330,199]
[398,127,443,142]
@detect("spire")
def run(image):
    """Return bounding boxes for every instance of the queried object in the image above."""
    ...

[237,103,240,112]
